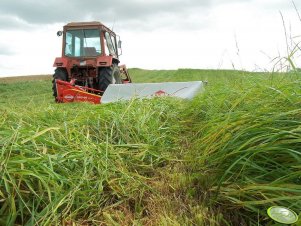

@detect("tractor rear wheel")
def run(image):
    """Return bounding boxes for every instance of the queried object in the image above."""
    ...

[98,65,122,93]
[52,68,67,100]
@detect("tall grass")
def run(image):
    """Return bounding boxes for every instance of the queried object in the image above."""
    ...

[0,83,184,225]
[0,69,300,225]
[185,72,301,225]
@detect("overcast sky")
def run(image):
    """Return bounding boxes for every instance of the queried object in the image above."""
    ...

[0,0,300,77]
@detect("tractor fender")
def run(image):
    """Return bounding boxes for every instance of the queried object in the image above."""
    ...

[96,56,118,67]
[53,57,68,67]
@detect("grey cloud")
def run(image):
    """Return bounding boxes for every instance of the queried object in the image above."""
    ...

[0,0,213,30]
[252,0,296,10]
[0,45,15,56]
[0,14,34,30]
[0,0,285,32]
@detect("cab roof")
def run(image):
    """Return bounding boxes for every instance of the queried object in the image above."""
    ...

[65,21,104,27]
[64,21,115,35]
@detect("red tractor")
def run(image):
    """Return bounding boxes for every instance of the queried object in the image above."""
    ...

[53,21,131,103]
[53,21,204,104]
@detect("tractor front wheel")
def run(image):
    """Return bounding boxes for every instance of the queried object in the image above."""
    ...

[52,68,67,101]
[98,65,122,93]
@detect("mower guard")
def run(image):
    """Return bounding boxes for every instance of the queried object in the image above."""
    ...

[55,79,101,104]
[102,81,204,103]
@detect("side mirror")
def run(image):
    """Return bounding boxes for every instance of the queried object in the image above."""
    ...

[57,31,63,37]
[118,40,122,48]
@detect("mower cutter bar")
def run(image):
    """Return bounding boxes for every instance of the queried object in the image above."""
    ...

[56,80,205,104]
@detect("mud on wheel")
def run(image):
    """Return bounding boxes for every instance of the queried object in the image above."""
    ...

[98,64,122,93]
[52,68,67,100]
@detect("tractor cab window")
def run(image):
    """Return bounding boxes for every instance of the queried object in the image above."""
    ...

[64,29,101,57]
[104,32,117,57]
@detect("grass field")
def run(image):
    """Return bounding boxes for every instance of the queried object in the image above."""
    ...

[0,69,301,225]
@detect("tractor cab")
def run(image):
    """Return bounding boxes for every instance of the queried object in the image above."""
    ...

[57,22,119,59]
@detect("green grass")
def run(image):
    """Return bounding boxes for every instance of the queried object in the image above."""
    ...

[0,69,301,225]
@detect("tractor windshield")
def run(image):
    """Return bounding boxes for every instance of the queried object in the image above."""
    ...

[64,29,101,57]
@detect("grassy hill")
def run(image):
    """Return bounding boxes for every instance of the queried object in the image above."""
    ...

[0,69,300,225]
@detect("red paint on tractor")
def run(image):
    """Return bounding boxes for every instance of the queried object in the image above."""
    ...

[53,57,68,67]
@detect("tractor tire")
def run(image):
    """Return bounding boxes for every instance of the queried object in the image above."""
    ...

[52,68,67,100]
[98,64,122,93]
